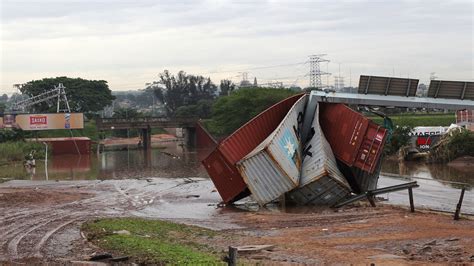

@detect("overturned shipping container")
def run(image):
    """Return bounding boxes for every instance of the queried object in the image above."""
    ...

[289,104,352,206]
[319,103,388,193]
[237,95,307,206]
[319,103,387,174]
[203,94,304,203]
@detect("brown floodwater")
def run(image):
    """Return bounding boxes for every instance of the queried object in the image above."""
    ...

[0,143,472,214]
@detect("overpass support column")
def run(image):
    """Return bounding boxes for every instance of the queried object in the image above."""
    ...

[184,127,196,148]
[141,126,152,150]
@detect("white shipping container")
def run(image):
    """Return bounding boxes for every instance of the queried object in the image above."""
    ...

[237,95,308,206]
[289,104,352,206]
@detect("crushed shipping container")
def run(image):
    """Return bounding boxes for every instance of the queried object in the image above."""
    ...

[236,95,307,206]
[289,104,352,205]
[319,103,387,174]
[203,93,304,203]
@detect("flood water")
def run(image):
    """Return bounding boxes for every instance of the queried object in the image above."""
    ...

[1,143,472,214]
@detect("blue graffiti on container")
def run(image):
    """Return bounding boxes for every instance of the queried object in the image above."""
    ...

[279,128,298,166]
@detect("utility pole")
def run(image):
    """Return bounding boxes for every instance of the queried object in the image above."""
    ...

[308,54,330,89]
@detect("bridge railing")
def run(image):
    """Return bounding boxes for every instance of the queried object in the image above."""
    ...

[96,116,199,129]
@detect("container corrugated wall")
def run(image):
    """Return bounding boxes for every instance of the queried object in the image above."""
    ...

[237,95,307,206]
[202,149,250,203]
[352,122,388,173]
[319,103,387,174]
[289,104,351,206]
[203,93,304,203]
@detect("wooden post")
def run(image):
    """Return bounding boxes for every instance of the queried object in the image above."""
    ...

[367,194,376,207]
[228,246,237,266]
[408,187,415,212]
[454,188,466,220]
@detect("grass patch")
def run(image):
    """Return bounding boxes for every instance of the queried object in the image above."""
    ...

[82,218,223,265]
[370,113,455,127]
[0,141,49,162]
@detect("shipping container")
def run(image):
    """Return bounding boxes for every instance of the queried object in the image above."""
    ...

[236,95,307,206]
[336,157,382,194]
[319,103,387,173]
[288,104,352,206]
[352,122,388,172]
[28,137,91,155]
[202,93,304,204]
[202,149,250,203]
[456,110,474,124]
[196,121,218,162]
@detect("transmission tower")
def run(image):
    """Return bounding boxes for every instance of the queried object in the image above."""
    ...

[334,76,345,90]
[309,54,330,88]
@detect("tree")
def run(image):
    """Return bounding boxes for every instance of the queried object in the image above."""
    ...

[175,99,213,118]
[147,70,217,116]
[19,77,115,114]
[210,88,297,136]
[0,94,8,102]
[219,79,236,96]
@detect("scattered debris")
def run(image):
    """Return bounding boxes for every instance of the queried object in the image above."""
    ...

[113,230,130,235]
[89,253,112,261]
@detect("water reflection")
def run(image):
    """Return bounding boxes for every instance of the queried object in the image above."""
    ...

[0,143,208,181]
[381,159,474,188]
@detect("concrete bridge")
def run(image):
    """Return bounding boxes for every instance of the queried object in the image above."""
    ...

[96,117,199,149]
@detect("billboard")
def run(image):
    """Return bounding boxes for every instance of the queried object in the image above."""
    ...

[0,113,84,130]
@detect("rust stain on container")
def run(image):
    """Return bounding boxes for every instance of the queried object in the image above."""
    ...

[203,93,304,203]
[319,103,387,174]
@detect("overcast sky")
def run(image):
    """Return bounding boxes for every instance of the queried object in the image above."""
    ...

[0,0,473,94]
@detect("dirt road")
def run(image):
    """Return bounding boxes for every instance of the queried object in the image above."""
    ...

[1,178,473,264]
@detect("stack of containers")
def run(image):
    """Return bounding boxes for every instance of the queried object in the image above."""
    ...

[236,95,307,206]
[202,94,304,203]
[289,104,352,205]
[318,103,388,193]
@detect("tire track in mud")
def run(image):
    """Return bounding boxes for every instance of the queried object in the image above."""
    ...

[32,219,79,257]
[0,179,206,261]
[5,214,73,259]
[1,180,152,260]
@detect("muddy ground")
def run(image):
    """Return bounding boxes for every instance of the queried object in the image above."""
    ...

[0,178,473,265]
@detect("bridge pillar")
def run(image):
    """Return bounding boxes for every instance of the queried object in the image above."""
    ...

[141,126,152,150]
[183,127,196,148]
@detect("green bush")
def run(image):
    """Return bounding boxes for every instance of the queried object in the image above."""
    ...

[430,129,474,162]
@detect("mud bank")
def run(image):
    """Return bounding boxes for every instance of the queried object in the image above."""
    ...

[0,178,473,264]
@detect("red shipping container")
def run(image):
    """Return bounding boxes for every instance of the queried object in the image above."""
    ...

[319,103,387,173]
[30,137,91,155]
[203,93,304,203]
[195,122,218,162]
[456,110,474,124]
[353,122,387,173]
